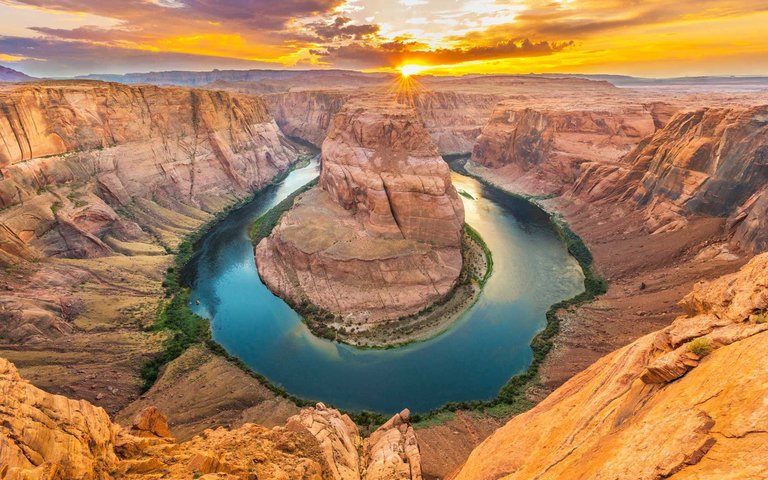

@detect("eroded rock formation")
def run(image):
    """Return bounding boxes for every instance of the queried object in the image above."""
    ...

[257,97,465,322]
[265,90,348,147]
[0,356,422,480]
[471,102,667,194]
[0,81,300,413]
[452,253,768,479]
[0,81,297,262]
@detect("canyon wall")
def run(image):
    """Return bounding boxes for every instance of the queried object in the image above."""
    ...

[0,355,422,479]
[627,107,768,249]
[471,100,768,254]
[0,81,300,415]
[265,90,500,155]
[257,97,465,323]
[264,90,348,147]
[567,106,768,252]
[470,101,670,194]
[412,91,501,155]
[453,253,768,479]
[0,81,297,262]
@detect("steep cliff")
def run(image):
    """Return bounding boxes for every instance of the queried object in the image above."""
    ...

[0,355,422,479]
[264,90,348,147]
[568,106,768,252]
[453,253,768,479]
[629,107,768,248]
[256,97,465,324]
[265,90,500,155]
[0,81,297,261]
[0,81,299,415]
[412,91,501,155]
[471,101,665,194]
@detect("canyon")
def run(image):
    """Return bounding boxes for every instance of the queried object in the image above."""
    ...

[0,72,767,479]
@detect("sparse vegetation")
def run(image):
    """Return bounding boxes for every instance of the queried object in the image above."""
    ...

[141,152,607,431]
[458,189,475,200]
[754,310,767,324]
[688,337,713,356]
[50,201,62,215]
[140,156,315,390]
[249,178,318,245]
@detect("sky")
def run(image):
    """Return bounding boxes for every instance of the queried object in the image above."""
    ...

[0,0,767,78]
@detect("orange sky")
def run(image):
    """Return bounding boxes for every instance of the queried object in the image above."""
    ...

[0,0,767,77]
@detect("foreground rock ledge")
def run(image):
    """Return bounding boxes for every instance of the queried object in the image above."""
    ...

[257,97,465,324]
[0,355,422,479]
[451,252,768,480]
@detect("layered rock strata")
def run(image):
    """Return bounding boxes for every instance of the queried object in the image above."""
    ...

[0,81,299,414]
[257,98,465,323]
[0,355,422,479]
[453,253,768,479]
[471,101,670,195]
[567,106,768,252]
[0,81,296,261]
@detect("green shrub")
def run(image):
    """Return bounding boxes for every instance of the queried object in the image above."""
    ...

[687,337,713,356]
[50,201,62,215]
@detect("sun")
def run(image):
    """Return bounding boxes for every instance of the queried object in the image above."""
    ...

[398,64,429,77]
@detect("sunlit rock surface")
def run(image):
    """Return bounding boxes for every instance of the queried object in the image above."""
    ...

[452,253,768,480]
[257,97,465,322]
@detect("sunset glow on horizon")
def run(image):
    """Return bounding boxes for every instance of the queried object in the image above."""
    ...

[0,1,767,78]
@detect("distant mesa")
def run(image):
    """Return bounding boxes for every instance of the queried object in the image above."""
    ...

[0,65,34,83]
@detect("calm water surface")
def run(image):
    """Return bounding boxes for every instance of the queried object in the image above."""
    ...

[187,158,583,413]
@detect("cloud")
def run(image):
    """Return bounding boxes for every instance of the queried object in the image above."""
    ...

[305,15,379,40]
[1,0,767,75]
[312,37,573,69]
[0,35,279,77]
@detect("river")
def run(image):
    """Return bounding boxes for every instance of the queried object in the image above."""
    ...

[187,158,584,413]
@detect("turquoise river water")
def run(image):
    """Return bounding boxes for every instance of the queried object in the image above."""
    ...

[187,158,584,414]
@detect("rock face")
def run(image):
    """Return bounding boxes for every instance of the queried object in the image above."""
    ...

[0,356,422,480]
[627,107,768,249]
[472,100,768,254]
[265,90,348,147]
[265,90,499,155]
[0,356,119,479]
[257,97,465,322]
[412,91,501,155]
[471,102,665,194]
[0,81,296,262]
[452,253,768,480]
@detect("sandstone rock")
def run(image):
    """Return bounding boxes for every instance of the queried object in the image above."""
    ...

[131,406,173,438]
[364,409,422,480]
[452,253,768,479]
[265,90,348,147]
[0,81,297,261]
[0,356,118,479]
[1,354,423,480]
[257,97,465,322]
[577,106,768,252]
[319,98,464,246]
[286,403,362,480]
[471,103,661,195]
